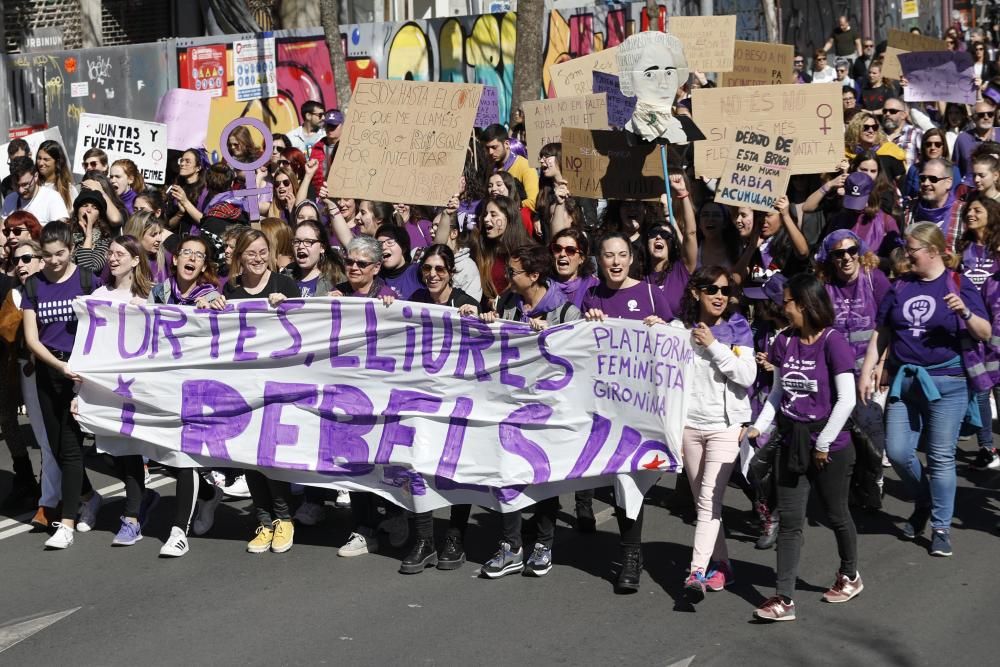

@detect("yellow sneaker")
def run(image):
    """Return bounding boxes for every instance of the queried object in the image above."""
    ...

[247,524,274,553]
[271,519,294,553]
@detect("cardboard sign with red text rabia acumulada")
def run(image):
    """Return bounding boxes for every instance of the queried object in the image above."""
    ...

[714,129,796,213]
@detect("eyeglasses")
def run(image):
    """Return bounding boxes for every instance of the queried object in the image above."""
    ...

[924,141,943,147]
[919,174,951,183]
[883,108,905,115]
[379,238,398,248]
[830,246,860,260]
[177,157,195,166]
[292,238,320,247]
[4,226,27,236]
[505,267,528,279]
[243,251,268,260]
[14,254,40,264]
[550,243,581,256]
[345,258,376,269]
[421,264,449,276]
[179,248,206,260]
[698,285,734,296]
[904,244,927,256]
[862,123,879,131]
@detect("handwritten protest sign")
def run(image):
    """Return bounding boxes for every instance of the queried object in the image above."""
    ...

[899,51,976,104]
[0,127,64,181]
[155,88,213,151]
[592,71,636,127]
[550,47,620,98]
[328,79,483,207]
[882,29,948,80]
[233,36,277,102]
[475,86,500,127]
[719,41,795,87]
[691,83,843,178]
[670,15,737,72]
[72,113,168,183]
[714,129,796,212]
[561,128,663,200]
[73,299,691,517]
[523,93,609,163]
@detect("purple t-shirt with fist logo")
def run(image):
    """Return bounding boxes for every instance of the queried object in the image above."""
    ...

[769,328,855,451]
[582,279,673,321]
[877,271,988,373]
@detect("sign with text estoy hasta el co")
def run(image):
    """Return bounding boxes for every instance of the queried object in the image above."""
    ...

[73,113,168,184]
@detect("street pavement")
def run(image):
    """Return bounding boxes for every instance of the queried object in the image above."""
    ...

[1,420,999,666]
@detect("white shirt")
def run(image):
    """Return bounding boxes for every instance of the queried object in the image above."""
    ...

[811,66,838,83]
[686,339,757,429]
[286,126,325,154]
[1,186,69,224]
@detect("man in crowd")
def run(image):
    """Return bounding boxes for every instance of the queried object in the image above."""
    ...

[824,15,863,64]
[952,100,1000,185]
[860,61,899,111]
[309,108,344,194]
[842,86,858,113]
[1,156,70,224]
[851,38,877,83]
[482,123,538,211]
[287,100,326,153]
[905,158,964,252]
[1,139,29,199]
[882,98,923,172]
[81,148,108,175]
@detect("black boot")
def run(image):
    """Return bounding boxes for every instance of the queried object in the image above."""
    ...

[755,501,778,550]
[399,538,437,574]
[615,546,642,593]
[2,456,40,511]
[436,529,466,570]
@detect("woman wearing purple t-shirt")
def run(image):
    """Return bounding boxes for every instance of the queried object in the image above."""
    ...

[21,222,102,550]
[581,233,673,593]
[860,222,991,558]
[645,177,698,315]
[750,274,860,622]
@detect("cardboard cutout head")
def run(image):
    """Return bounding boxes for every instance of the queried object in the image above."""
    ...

[617,32,693,144]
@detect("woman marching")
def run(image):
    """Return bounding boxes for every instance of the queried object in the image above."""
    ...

[749,274,860,621]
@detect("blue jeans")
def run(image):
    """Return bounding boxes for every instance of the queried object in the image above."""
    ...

[885,374,969,530]
[976,388,999,450]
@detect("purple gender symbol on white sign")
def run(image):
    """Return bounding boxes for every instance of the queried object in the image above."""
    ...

[219,117,273,221]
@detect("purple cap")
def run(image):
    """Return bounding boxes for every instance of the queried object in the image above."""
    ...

[324,109,345,126]
[843,172,874,210]
[742,272,787,306]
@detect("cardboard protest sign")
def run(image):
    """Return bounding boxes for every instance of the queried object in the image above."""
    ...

[73,113,168,184]
[155,88,213,151]
[475,86,500,127]
[669,15,737,73]
[561,128,664,200]
[691,83,843,178]
[74,299,691,518]
[592,71,636,127]
[233,36,277,102]
[882,29,948,80]
[899,51,976,104]
[714,129,796,212]
[719,41,795,87]
[0,127,65,181]
[523,94,609,164]
[550,47,620,97]
[328,79,483,207]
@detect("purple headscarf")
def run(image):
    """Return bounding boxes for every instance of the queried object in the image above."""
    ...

[815,229,868,264]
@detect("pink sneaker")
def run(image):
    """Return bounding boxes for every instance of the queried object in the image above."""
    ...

[705,561,735,592]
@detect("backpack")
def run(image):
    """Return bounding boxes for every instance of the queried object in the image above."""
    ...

[23,267,95,302]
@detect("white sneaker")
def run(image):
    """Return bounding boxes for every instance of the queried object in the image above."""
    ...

[293,501,326,526]
[191,486,223,536]
[45,522,74,549]
[222,475,251,499]
[208,470,227,487]
[335,490,351,508]
[159,527,190,557]
[338,531,378,557]
[379,512,410,548]
[76,491,103,532]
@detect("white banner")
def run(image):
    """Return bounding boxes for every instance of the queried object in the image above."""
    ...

[72,113,168,184]
[72,299,692,517]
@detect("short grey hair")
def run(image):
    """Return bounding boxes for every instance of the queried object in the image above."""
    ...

[346,235,383,264]
[617,31,689,97]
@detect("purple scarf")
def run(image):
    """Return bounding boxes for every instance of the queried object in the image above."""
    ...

[912,192,956,225]
[170,278,217,306]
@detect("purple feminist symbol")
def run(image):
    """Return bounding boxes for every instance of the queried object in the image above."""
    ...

[114,375,136,436]
[219,117,273,221]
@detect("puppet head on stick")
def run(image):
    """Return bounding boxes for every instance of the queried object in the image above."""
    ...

[618,31,691,144]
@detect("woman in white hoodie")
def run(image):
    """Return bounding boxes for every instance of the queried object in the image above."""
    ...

[679,265,757,602]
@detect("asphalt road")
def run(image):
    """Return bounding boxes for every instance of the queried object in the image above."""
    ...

[1,421,999,666]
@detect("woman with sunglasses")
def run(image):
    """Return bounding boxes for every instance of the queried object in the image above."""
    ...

[971,41,999,92]
[678,266,756,602]
[844,112,905,188]
[581,232,673,592]
[860,223,990,558]
[219,229,301,554]
[748,273,860,622]
[645,177,698,315]
[550,229,598,310]
[330,236,396,299]
[3,210,42,264]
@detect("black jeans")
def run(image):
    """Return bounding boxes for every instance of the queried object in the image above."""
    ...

[35,361,92,520]
[245,471,292,525]
[118,455,146,519]
[775,443,857,599]
[414,505,471,540]
[501,497,560,550]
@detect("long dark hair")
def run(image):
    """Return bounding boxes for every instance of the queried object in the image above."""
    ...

[37,140,74,209]
[679,265,735,326]
[290,220,345,285]
[550,228,594,278]
[958,191,1000,254]
[474,194,533,299]
[418,243,457,287]
[697,202,740,265]
[786,273,834,331]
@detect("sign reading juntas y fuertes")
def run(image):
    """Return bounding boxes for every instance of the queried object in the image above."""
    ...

[327,79,484,207]
[72,113,168,184]
[714,128,796,212]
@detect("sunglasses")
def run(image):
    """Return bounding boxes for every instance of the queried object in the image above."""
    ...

[976,112,995,119]
[830,246,860,260]
[550,243,581,256]
[4,226,27,236]
[862,123,879,131]
[648,228,674,242]
[15,254,40,264]
[698,285,734,296]
[863,43,874,48]
[274,179,292,187]
[345,258,375,269]
[883,108,905,115]
[277,160,290,168]
[919,174,951,183]
[924,141,943,148]
[421,264,449,276]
